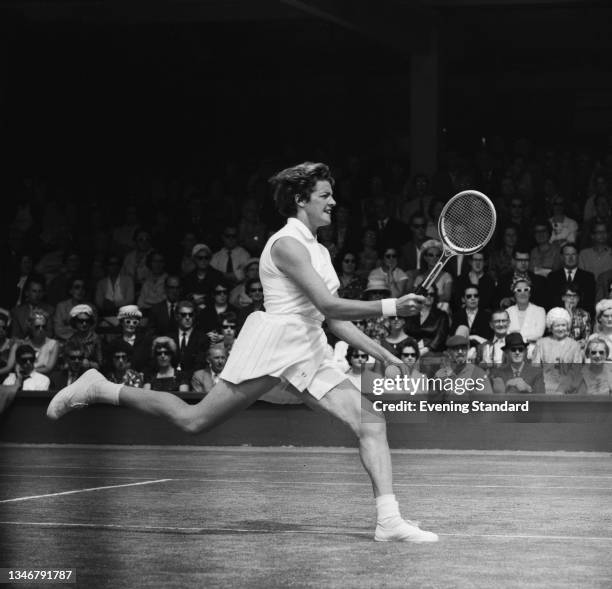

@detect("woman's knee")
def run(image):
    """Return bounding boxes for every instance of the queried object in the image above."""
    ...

[358,419,388,443]
[176,407,208,434]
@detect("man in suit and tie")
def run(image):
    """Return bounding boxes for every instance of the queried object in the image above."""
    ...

[371,196,409,251]
[399,213,428,271]
[547,242,595,315]
[148,275,182,335]
[167,300,208,376]
[490,333,545,395]
[210,225,250,287]
[191,344,228,396]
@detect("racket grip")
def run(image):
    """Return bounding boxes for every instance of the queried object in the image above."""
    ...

[414,284,428,297]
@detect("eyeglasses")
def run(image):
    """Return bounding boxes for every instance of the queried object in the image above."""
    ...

[113,354,128,360]
[122,318,140,325]
[249,287,263,293]
[352,353,368,359]
[450,346,468,352]
[425,253,441,258]
[195,255,210,260]
[515,258,529,263]
[76,317,91,324]
[215,289,228,295]
[509,347,525,353]
[401,352,417,358]
[68,355,84,361]
[514,288,531,293]
[179,311,194,318]
[464,294,479,299]
[384,253,397,259]
[222,324,236,329]
[343,258,356,264]
[426,292,436,297]
[390,316,403,321]
[589,350,606,356]
[156,350,171,357]
[18,357,35,364]
[32,325,46,331]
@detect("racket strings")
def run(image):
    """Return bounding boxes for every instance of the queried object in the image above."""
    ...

[441,193,495,251]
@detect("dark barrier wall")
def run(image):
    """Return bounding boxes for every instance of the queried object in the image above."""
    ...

[1,392,611,451]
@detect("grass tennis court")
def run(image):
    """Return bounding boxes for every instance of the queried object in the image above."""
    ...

[1,445,611,588]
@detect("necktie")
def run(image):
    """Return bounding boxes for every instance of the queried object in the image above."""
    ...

[180,332,187,352]
[169,303,176,321]
[566,270,573,282]
[226,250,234,274]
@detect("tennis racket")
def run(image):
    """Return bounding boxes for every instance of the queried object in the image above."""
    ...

[415,190,496,295]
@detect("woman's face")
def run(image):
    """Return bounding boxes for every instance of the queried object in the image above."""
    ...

[513,281,531,305]
[562,291,579,310]
[341,254,357,275]
[588,343,607,364]
[389,316,405,334]
[221,320,237,341]
[383,249,398,270]
[400,346,418,367]
[75,314,92,333]
[424,248,441,269]
[20,255,33,275]
[349,350,368,369]
[30,317,47,339]
[155,347,172,369]
[551,321,569,340]
[363,230,377,248]
[424,288,436,308]
[600,309,612,330]
[504,228,518,247]
[122,317,140,335]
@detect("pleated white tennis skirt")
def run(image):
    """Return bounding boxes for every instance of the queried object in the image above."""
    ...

[220,311,348,400]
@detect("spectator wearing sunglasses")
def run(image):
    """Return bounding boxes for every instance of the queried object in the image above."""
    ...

[105,339,144,388]
[210,226,250,286]
[53,276,91,342]
[2,344,50,391]
[182,244,225,312]
[334,250,366,301]
[574,336,612,395]
[66,304,103,369]
[451,252,496,313]
[345,346,379,391]
[167,301,207,376]
[229,258,261,308]
[50,340,88,389]
[495,249,548,310]
[108,305,151,372]
[367,247,409,299]
[237,279,265,329]
[490,333,544,395]
[451,285,492,343]
[506,278,546,359]
[144,336,189,393]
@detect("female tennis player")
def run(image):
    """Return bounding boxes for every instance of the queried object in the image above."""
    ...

[48,162,438,543]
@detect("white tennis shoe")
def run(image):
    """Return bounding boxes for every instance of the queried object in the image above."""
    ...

[374,519,439,543]
[47,368,107,420]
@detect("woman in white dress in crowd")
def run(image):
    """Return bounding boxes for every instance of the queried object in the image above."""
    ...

[47,162,437,543]
[506,277,546,359]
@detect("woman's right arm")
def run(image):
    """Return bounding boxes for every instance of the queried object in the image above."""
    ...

[272,237,424,320]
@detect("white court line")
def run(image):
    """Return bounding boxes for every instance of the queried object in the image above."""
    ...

[2,443,611,458]
[0,520,611,542]
[0,479,172,504]
[3,465,612,479]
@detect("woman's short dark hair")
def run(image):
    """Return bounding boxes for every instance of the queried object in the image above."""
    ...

[400,336,420,360]
[269,162,335,218]
[244,278,262,294]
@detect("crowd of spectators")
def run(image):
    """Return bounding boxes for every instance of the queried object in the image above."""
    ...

[3,140,612,398]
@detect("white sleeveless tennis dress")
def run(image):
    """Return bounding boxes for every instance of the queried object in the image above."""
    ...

[220,217,348,399]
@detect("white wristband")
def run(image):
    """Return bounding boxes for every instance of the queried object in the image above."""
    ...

[381,298,398,317]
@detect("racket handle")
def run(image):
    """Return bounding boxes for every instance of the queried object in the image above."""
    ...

[414,284,428,296]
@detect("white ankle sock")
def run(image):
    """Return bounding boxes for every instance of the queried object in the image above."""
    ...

[376,494,401,523]
[95,380,123,406]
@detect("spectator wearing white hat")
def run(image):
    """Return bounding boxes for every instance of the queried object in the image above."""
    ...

[66,304,103,369]
[182,244,225,311]
[109,305,151,372]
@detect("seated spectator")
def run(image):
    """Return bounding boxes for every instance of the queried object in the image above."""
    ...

[109,305,151,372]
[578,222,612,280]
[144,336,189,392]
[7,309,59,376]
[334,251,366,301]
[477,309,511,369]
[452,252,495,312]
[356,228,379,278]
[399,175,434,227]
[361,278,392,343]
[53,276,90,342]
[318,224,339,263]
[236,278,265,328]
[529,221,561,278]
[582,174,610,223]
[210,225,251,286]
[10,276,55,339]
[206,281,239,330]
[404,286,449,356]
[370,194,409,250]
[412,240,453,309]
[495,249,548,309]
[333,319,376,372]
[532,308,583,394]
[547,243,596,315]
[506,278,546,357]
[175,231,197,277]
[595,267,612,303]
[47,251,82,305]
[121,228,154,293]
[148,275,182,335]
[574,336,612,395]
[191,344,228,395]
[561,284,591,349]
[105,339,144,388]
[451,285,492,343]
[50,340,87,389]
[344,346,379,391]
[237,199,267,256]
[549,197,578,245]
[399,213,428,271]
[219,312,238,354]
[95,254,135,321]
[488,224,518,284]
[431,335,492,400]
[490,333,545,395]
[380,316,410,357]
[66,304,103,369]
[167,300,208,374]
[367,247,409,298]
[398,338,426,393]
[182,244,225,312]
[581,194,612,249]
[229,258,260,308]
[1,252,35,310]
[3,344,50,391]
[137,251,168,311]
[0,311,15,377]
[593,299,612,359]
